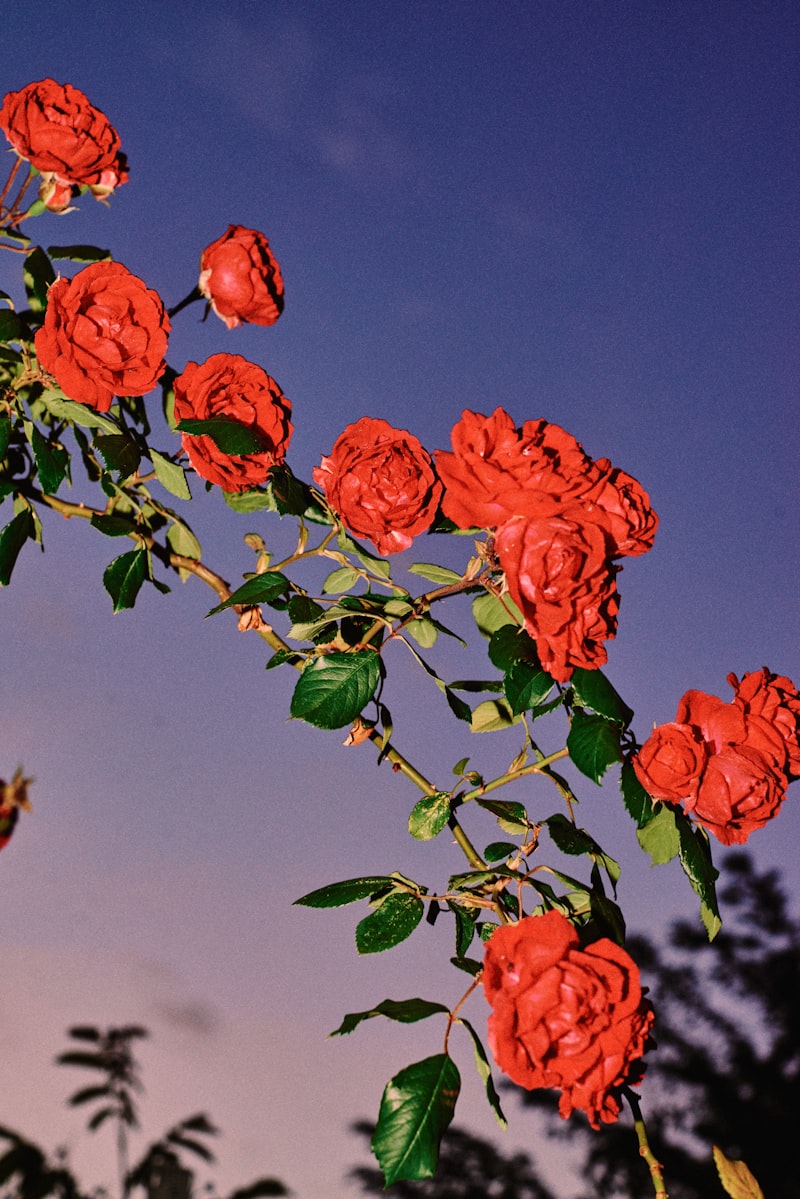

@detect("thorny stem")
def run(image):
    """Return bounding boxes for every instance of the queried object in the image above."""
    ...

[624,1088,668,1199]
[0,157,23,214]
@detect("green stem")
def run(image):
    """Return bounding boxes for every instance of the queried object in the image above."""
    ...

[460,748,571,804]
[0,156,22,216]
[624,1088,669,1199]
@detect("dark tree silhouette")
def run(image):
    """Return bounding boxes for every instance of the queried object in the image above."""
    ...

[348,1120,559,1199]
[0,1027,289,1199]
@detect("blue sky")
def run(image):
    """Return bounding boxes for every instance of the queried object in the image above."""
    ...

[1,4,799,1197]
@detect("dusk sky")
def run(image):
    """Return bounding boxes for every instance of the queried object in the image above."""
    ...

[1,4,798,1197]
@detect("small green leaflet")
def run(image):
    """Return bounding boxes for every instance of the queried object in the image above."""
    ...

[29,426,69,493]
[472,591,522,637]
[408,793,451,841]
[47,244,112,263]
[23,245,55,312]
[620,759,657,827]
[39,393,120,434]
[571,667,633,726]
[176,417,265,456]
[567,710,623,783]
[94,434,141,478]
[458,1018,508,1129]
[150,449,191,500]
[0,416,11,460]
[322,565,360,594]
[406,562,463,585]
[103,548,147,612]
[0,509,34,586]
[356,891,424,954]
[636,803,681,865]
[676,815,721,940]
[470,699,520,733]
[294,876,395,908]
[475,798,529,834]
[372,1054,460,1186]
[504,659,554,715]
[330,997,450,1037]
[290,651,381,730]
[206,571,289,616]
[712,1146,764,1199]
[0,309,26,343]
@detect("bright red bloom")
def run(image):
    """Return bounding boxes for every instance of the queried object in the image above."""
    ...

[173,353,293,493]
[728,668,800,780]
[199,225,284,329]
[0,79,128,211]
[687,745,786,846]
[483,910,654,1128]
[435,408,600,531]
[34,262,169,411]
[313,417,442,555]
[494,509,619,681]
[582,463,659,557]
[632,721,708,803]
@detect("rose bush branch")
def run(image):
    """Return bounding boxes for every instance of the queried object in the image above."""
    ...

[4,76,800,1196]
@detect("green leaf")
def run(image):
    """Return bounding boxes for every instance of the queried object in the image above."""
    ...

[470,699,520,733]
[712,1146,764,1199]
[330,997,449,1037]
[483,841,519,862]
[206,571,290,616]
[372,1055,460,1185]
[472,591,522,637]
[0,509,34,586]
[407,562,463,585]
[488,624,539,671]
[408,793,451,841]
[444,686,472,723]
[447,901,477,958]
[47,244,112,263]
[39,393,120,433]
[94,434,141,478]
[294,876,394,908]
[224,487,277,513]
[269,465,312,516]
[0,416,11,460]
[504,659,554,715]
[322,565,360,594]
[290,651,381,730]
[458,1018,507,1128]
[620,758,656,827]
[567,710,623,783]
[23,245,55,312]
[150,449,191,500]
[571,667,633,726]
[356,892,424,954]
[29,426,69,493]
[636,803,681,865]
[476,798,529,834]
[166,520,202,576]
[0,309,26,343]
[102,548,147,612]
[406,616,438,648]
[676,815,721,940]
[177,417,266,455]
[90,513,140,537]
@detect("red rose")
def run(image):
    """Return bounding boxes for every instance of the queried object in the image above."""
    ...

[483,910,654,1128]
[583,463,659,558]
[686,745,786,845]
[173,353,293,493]
[633,721,707,803]
[313,417,442,555]
[494,510,619,681]
[435,408,600,530]
[0,79,128,211]
[198,225,285,329]
[34,262,170,411]
[729,668,800,779]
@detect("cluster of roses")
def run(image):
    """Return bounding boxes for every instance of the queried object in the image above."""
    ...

[633,668,800,845]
